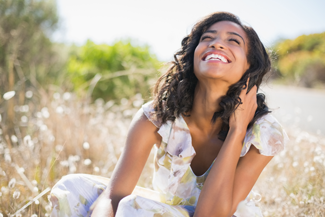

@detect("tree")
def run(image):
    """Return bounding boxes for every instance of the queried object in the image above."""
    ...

[0,0,63,137]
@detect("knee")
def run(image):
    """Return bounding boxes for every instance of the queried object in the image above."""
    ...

[118,195,137,209]
[115,195,138,216]
[61,173,84,183]
[52,174,86,190]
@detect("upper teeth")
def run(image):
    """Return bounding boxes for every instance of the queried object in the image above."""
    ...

[205,54,228,63]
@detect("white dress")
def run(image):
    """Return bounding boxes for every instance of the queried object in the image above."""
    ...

[50,100,290,217]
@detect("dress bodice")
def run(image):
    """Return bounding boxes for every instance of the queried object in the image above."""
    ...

[141,100,290,208]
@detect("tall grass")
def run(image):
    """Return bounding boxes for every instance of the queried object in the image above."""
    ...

[0,89,324,216]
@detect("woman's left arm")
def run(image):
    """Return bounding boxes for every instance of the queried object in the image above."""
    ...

[194,79,273,217]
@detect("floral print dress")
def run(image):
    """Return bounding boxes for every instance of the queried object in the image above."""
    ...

[50,100,290,217]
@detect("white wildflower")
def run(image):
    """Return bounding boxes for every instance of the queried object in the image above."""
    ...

[3,91,15,100]
[56,106,64,114]
[55,145,64,152]
[63,92,71,100]
[1,187,9,195]
[60,161,69,167]
[21,115,28,123]
[41,107,50,118]
[105,100,114,109]
[40,124,48,131]
[8,178,16,188]
[11,135,18,143]
[13,190,20,199]
[20,105,29,112]
[25,90,33,98]
[83,142,90,150]
[84,159,91,166]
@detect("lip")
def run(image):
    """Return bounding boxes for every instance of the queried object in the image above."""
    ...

[201,51,232,63]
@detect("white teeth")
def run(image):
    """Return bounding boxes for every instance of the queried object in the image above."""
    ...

[205,54,228,63]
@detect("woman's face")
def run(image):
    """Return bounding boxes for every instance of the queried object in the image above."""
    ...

[193,21,250,85]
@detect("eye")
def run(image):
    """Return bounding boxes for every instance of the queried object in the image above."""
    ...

[229,38,240,45]
[201,35,212,41]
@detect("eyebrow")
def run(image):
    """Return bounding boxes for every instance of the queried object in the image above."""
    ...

[202,30,246,45]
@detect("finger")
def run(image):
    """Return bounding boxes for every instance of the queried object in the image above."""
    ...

[246,86,257,100]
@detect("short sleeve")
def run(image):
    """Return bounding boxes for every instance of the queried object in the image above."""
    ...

[141,100,172,144]
[240,113,290,157]
[141,100,162,128]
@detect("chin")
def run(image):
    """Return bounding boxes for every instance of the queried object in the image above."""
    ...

[197,69,226,79]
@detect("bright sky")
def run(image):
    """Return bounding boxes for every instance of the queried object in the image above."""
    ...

[55,0,325,61]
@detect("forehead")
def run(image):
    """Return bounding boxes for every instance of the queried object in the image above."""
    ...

[204,21,247,38]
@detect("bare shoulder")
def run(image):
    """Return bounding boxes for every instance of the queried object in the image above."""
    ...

[126,107,162,148]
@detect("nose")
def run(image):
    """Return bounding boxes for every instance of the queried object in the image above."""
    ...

[209,38,225,50]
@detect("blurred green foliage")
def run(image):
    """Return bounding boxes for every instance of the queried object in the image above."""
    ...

[0,0,66,94]
[67,40,161,101]
[0,0,65,136]
[0,0,162,112]
[0,0,162,140]
[273,32,325,87]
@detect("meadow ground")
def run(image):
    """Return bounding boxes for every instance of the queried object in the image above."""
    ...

[0,90,324,217]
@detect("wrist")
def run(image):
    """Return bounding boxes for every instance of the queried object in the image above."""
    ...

[228,126,246,138]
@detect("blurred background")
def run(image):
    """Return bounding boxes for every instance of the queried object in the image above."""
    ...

[0,0,325,216]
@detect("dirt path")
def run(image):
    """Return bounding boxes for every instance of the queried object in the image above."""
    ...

[259,83,325,137]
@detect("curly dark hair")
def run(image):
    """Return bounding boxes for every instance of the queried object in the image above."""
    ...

[152,11,272,141]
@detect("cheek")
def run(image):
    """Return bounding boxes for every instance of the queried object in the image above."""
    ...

[193,45,201,60]
[193,46,201,69]
[243,54,250,71]
[238,50,249,70]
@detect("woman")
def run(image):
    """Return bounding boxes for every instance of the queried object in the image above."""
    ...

[50,12,289,217]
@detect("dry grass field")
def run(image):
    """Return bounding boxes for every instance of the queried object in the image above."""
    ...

[0,90,324,216]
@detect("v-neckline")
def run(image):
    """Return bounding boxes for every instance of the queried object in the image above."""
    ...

[179,114,217,178]
[189,158,216,178]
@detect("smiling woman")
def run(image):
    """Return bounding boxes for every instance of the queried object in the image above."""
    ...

[50,11,289,217]
[193,21,250,90]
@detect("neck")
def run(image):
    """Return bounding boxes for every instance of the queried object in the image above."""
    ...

[186,80,229,135]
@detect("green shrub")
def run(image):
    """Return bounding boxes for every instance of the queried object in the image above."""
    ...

[273,32,325,87]
[67,40,161,101]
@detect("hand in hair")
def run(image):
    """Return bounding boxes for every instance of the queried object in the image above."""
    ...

[229,77,258,133]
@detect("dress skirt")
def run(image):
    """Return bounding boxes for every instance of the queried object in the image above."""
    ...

[50,174,262,217]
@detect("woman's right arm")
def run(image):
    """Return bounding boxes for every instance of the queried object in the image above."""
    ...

[91,107,162,217]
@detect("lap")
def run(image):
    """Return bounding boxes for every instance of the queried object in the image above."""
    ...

[50,174,108,217]
[116,195,194,217]
[49,174,194,217]
[50,174,262,217]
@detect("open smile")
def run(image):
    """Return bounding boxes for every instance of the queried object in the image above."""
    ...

[202,51,231,63]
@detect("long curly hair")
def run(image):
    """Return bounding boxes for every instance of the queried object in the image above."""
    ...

[152,12,272,141]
